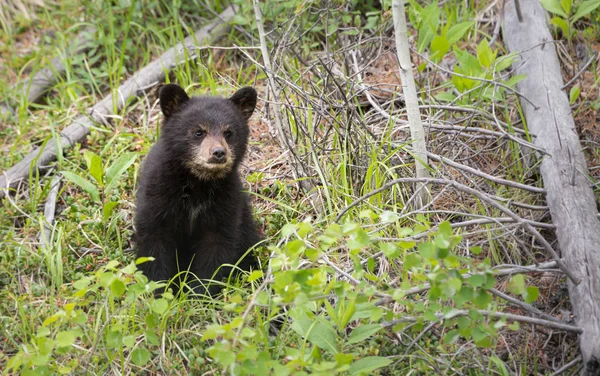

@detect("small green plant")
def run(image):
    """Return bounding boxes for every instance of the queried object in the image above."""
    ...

[60,150,137,225]
[541,0,600,40]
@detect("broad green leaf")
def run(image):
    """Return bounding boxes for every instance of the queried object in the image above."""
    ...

[573,0,600,22]
[145,329,160,346]
[434,90,455,102]
[560,0,573,15]
[131,347,151,366]
[474,335,494,348]
[503,74,527,88]
[441,277,462,298]
[540,0,568,17]
[307,321,339,354]
[31,354,51,366]
[291,312,338,354]
[524,286,540,304]
[84,150,103,186]
[494,54,518,72]
[569,85,581,104]
[55,330,78,348]
[474,289,492,309]
[507,274,525,295]
[347,324,383,344]
[446,21,474,44]
[151,298,169,314]
[477,39,495,69]
[231,14,250,25]
[247,270,263,282]
[438,221,452,238]
[443,329,460,344]
[467,274,485,287]
[550,16,570,36]
[454,48,481,74]
[381,242,400,259]
[453,285,473,306]
[380,210,399,223]
[418,242,435,260]
[430,35,450,63]
[103,201,119,222]
[470,246,483,255]
[61,171,100,202]
[106,330,123,349]
[110,279,126,296]
[404,253,421,270]
[105,152,137,190]
[416,3,441,53]
[348,356,393,376]
[347,229,370,250]
[135,256,154,265]
[37,337,55,355]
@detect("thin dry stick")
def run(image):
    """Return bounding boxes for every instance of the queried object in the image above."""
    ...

[391,0,431,207]
[425,151,545,194]
[375,261,560,301]
[252,0,289,158]
[488,288,560,322]
[383,309,582,333]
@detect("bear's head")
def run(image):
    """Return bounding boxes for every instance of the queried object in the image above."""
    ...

[158,84,257,180]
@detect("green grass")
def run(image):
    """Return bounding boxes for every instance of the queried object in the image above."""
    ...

[1,0,593,374]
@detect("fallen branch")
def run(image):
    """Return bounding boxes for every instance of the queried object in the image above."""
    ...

[0,27,96,118]
[503,0,600,370]
[0,7,236,197]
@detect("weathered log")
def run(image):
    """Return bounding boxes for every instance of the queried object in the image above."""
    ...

[0,6,236,197]
[503,0,600,373]
[0,27,96,118]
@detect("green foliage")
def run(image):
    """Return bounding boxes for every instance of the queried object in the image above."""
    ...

[199,217,518,374]
[61,150,137,224]
[541,0,600,39]
[6,260,168,374]
[0,0,566,374]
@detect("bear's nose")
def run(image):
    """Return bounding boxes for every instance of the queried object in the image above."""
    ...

[211,147,227,162]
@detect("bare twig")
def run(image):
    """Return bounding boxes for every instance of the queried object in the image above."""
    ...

[383,309,582,333]
[252,0,289,157]
[335,177,576,282]
[425,151,545,194]
[488,288,560,322]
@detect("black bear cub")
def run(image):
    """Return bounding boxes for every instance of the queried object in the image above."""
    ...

[134,83,261,295]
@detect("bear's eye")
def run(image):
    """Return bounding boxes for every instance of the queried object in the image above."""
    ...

[194,130,205,138]
[223,130,233,139]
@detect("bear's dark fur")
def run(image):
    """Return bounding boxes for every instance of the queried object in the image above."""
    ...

[134,83,261,295]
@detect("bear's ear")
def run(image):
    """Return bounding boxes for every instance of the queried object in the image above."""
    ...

[230,87,257,120]
[159,84,190,117]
